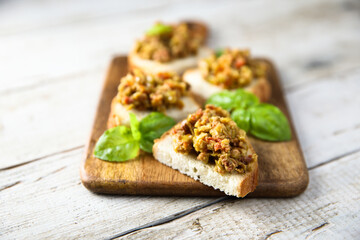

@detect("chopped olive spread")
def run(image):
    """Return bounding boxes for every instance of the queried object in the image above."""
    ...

[116,69,189,111]
[199,48,267,89]
[134,22,205,62]
[171,105,256,174]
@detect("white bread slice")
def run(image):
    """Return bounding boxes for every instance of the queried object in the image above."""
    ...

[128,47,212,75]
[183,69,271,105]
[107,96,200,128]
[153,132,258,197]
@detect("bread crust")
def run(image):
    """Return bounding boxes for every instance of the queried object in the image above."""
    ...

[107,98,123,129]
[236,143,258,197]
[153,131,258,197]
[183,69,271,106]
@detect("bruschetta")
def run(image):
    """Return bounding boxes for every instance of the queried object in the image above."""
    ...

[153,105,258,197]
[183,48,271,105]
[129,21,212,75]
[108,69,200,128]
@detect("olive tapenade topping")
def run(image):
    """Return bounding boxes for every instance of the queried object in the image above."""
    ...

[199,48,267,89]
[134,22,205,63]
[171,105,256,174]
[116,69,189,112]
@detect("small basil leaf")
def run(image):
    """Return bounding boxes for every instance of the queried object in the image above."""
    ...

[94,126,140,162]
[139,131,159,153]
[139,139,153,153]
[207,89,259,111]
[129,113,141,141]
[231,108,251,132]
[215,49,224,57]
[146,23,173,36]
[233,89,259,109]
[139,112,176,152]
[249,104,291,141]
[207,91,236,111]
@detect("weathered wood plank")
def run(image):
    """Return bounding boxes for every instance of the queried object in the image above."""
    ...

[0,71,103,169]
[113,151,360,239]
[0,148,213,239]
[0,0,182,35]
[0,0,313,35]
[0,0,359,92]
[287,68,360,168]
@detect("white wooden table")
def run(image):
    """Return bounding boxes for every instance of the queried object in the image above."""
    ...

[1,0,360,239]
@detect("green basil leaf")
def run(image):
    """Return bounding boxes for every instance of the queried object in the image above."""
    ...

[139,132,159,153]
[233,89,259,109]
[146,23,173,36]
[215,49,224,57]
[207,91,236,111]
[139,112,176,153]
[94,126,140,161]
[231,108,251,132]
[249,104,291,141]
[207,89,259,111]
[129,113,141,141]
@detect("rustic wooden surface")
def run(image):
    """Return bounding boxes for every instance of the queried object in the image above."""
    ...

[81,56,308,197]
[1,0,360,239]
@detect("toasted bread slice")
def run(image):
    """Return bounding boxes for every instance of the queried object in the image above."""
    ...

[183,69,271,105]
[129,20,211,75]
[129,47,212,75]
[107,96,200,128]
[153,132,258,197]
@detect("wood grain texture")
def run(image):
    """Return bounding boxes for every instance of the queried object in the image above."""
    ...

[1,0,359,93]
[0,148,213,239]
[0,69,103,169]
[287,68,360,168]
[1,0,360,238]
[80,56,308,197]
[118,151,360,240]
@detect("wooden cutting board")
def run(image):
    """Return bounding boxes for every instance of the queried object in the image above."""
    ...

[80,56,308,197]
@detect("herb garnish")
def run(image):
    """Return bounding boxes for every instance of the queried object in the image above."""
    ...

[146,23,173,36]
[207,89,291,141]
[94,112,176,162]
[215,49,224,57]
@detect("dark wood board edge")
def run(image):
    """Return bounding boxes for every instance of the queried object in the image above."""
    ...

[80,57,126,191]
[80,56,309,198]
[254,58,309,197]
